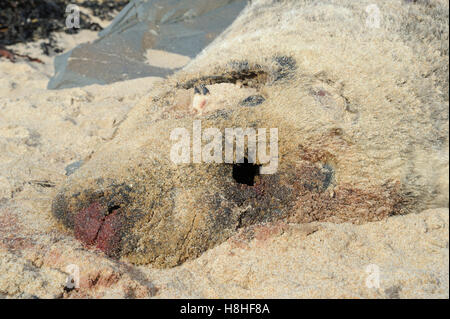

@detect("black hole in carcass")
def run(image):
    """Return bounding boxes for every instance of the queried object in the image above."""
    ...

[232,158,261,186]
[107,204,121,215]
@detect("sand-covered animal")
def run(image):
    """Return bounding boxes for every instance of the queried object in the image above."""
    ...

[52,0,449,268]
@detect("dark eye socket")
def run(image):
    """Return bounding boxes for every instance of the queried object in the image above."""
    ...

[201,85,210,95]
[194,84,210,95]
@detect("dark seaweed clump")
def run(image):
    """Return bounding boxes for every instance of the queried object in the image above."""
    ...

[0,0,128,47]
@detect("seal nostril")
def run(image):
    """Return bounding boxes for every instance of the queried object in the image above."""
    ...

[232,157,261,186]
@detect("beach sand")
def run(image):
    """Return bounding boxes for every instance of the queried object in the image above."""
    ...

[0,0,448,299]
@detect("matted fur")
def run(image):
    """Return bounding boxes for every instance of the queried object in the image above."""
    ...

[52,0,449,268]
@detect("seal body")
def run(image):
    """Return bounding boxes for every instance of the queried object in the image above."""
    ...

[52,0,449,268]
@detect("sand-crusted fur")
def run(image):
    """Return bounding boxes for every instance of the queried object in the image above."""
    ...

[52,0,449,268]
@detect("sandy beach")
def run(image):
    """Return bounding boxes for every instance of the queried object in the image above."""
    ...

[0,0,448,299]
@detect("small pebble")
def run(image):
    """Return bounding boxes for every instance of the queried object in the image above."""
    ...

[65,160,83,176]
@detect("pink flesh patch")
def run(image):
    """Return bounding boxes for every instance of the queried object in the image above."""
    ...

[74,202,104,245]
[95,209,123,255]
[73,202,123,256]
